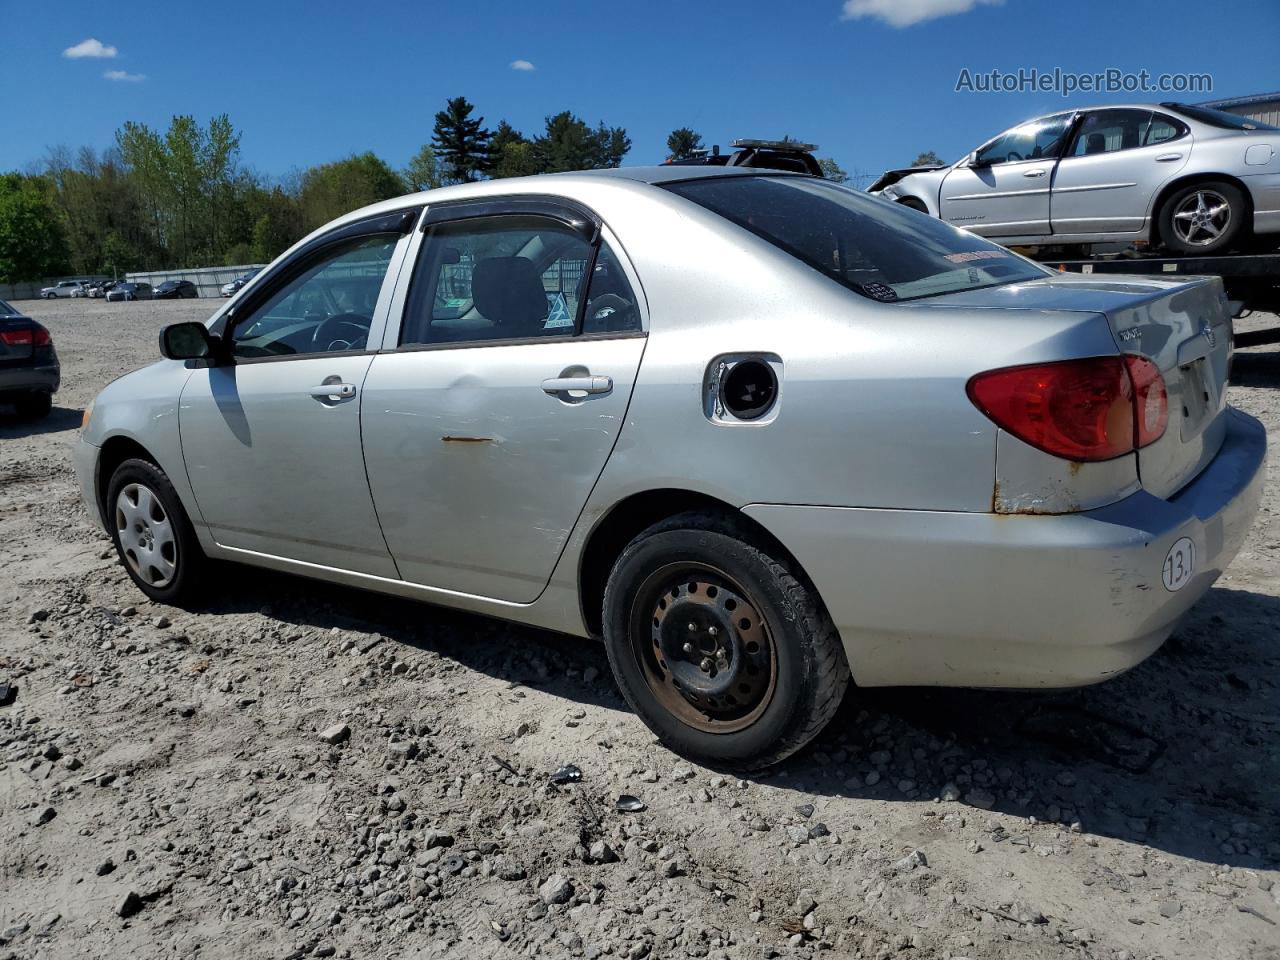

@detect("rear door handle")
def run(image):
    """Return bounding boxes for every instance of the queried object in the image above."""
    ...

[308,382,356,400]
[541,375,613,395]
[1156,153,1183,162]
[1022,168,1047,178]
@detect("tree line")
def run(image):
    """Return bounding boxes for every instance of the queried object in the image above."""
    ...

[0,97,860,283]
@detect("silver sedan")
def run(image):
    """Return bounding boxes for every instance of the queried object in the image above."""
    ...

[74,167,1265,769]
[869,102,1280,255]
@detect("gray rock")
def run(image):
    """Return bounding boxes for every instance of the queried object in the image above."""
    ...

[864,771,881,786]
[891,849,928,873]
[116,891,143,919]
[785,825,810,844]
[422,828,454,849]
[539,873,574,905]
[1159,901,1182,918]
[940,782,962,802]
[589,840,618,864]
[966,788,996,810]
[231,858,252,872]
[319,723,350,745]
[493,855,526,880]
[34,806,57,826]
[375,891,404,910]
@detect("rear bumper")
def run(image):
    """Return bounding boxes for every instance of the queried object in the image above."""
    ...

[0,363,60,395]
[745,408,1266,688]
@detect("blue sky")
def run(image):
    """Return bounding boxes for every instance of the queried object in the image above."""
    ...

[4,0,1278,184]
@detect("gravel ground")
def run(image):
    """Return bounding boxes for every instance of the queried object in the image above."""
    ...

[1,297,1278,960]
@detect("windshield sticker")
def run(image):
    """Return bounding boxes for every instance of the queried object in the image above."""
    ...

[544,292,574,328]
[943,250,1011,264]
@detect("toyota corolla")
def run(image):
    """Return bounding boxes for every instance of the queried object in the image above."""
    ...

[75,167,1266,769]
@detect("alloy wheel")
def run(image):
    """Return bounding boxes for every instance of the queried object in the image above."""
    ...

[115,483,178,587]
[1171,189,1231,247]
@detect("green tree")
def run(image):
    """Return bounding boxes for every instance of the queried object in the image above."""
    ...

[912,151,943,166]
[404,144,443,192]
[491,141,540,179]
[298,153,406,232]
[432,97,492,183]
[0,174,71,282]
[666,127,703,161]
[246,184,304,262]
[819,157,850,183]
[532,112,631,173]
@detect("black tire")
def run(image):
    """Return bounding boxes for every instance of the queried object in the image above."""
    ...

[106,458,205,606]
[1158,180,1247,255]
[602,511,849,771]
[14,391,52,420]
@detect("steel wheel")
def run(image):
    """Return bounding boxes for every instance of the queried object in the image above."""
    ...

[628,562,777,734]
[1171,189,1232,247]
[115,482,178,587]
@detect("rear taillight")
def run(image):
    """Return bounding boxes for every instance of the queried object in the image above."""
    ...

[1123,355,1167,448]
[967,355,1167,462]
[0,324,51,348]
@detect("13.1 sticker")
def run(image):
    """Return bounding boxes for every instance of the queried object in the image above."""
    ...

[1162,537,1195,592]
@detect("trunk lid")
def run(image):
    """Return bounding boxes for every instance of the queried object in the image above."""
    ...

[940,273,1233,498]
[0,317,35,364]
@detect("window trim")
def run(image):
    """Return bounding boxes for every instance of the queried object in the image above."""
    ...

[211,206,420,339]
[211,207,421,364]
[389,207,646,351]
[422,196,601,243]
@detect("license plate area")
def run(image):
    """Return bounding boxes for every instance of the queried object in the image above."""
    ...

[1178,358,1212,441]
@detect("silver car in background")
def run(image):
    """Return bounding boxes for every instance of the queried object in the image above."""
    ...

[869,102,1280,254]
[40,280,86,299]
[74,168,1265,769]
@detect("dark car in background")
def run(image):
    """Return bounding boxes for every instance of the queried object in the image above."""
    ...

[106,282,153,302]
[86,280,117,299]
[154,279,199,299]
[0,298,59,419]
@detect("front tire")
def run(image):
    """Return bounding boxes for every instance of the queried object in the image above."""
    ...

[106,458,205,605]
[1159,181,1247,255]
[602,512,849,771]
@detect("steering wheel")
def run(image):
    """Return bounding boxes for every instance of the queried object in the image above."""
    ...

[585,294,637,332]
[1005,150,1023,162]
[311,313,371,352]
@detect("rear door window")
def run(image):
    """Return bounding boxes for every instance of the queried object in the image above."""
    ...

[400,216,642,346]
[664,175,1050,302]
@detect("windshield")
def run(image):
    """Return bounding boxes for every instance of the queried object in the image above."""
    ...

[664,175,1050,302]
[1169,103,1279,131]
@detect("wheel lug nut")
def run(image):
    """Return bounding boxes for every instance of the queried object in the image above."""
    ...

[708,626,718,637]
[682,642,694,655]
[687,622,697,632]
[700,658,712,673]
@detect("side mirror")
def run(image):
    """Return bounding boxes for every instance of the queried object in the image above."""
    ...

[968,153,989,169]
[159,322,218,361]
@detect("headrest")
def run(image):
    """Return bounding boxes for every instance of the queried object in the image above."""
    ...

[471,257,547,335]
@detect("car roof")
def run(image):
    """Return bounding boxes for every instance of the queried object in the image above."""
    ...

[293,166,806,248]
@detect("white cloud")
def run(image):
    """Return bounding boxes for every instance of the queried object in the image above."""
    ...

[63,37,118,59]
[509,59,536,72]
[841,0,1002,28]
[104,69,145,82]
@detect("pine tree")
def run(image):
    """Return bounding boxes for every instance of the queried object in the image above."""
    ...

[666,128,703,161]
[432,97,492,183]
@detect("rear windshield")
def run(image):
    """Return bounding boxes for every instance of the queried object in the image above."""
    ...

[663,176,1049,302]
[0,299,16,315]
[1169,103,1279,131]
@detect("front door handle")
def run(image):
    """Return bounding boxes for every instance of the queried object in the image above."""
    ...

[541,375,613,395]
[308,382,356,400]
[1155,153,1183,162]
[1022,168,1047,178]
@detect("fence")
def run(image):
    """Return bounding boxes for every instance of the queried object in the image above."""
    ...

[125,264,267,300]
[0,276,109,301]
